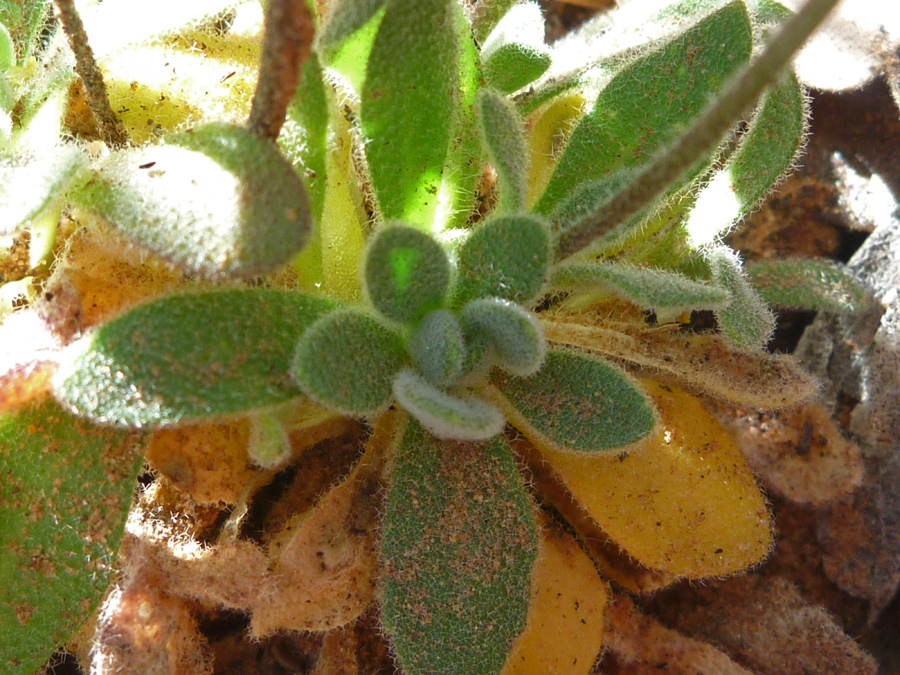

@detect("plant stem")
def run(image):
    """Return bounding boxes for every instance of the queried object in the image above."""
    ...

[554,0,842,261]
[53,0,127,147]
[248,0,315,141]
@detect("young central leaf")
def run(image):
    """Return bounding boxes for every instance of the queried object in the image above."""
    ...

[361,0,463,226]
[291,308,407,416]
[55,289,337,426]
[364,225,450,322]
[382,419,537,675]
[71,123,312,278]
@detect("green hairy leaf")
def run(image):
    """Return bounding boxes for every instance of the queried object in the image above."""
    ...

[1,399,143,675]
[72,123,312,278]
[551,260,730,312]
[55,289,336,426]
[0,147,87,236]
[291,308,407,416]
[492,350,656,453]
[534,1,753,215]
[476,88,529,214]
[709,248,776,349]
[364,224,451,323]
[279,55,330,225]
[0,22,13,70]
[361,0,462,227]
[382,418,537,675]
[469,0,518,44]
[461,298,546,376]
[317,0,386,92]
[686,70,806,245]
[392,369,505,440]
[480,2,550,94]
[247,411,292,469]
[746,258,870,313]
[407,309,466,386]
[0,0,48,63]
[455,214,551,304]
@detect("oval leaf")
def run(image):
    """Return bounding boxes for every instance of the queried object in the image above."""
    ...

[407,309,466,386]
[392,368,505,441]
[534,1,753,215]
[537,381,773,578]
[361,0,462,226]
[461,298,546,376]
[709,247,776,349]
[489,349,656,453]
[382,418,537,675]
[476,88,529,214]
[291,308,407,416]
[55,289,336,426]
[747,258,870,313]
[455,214,551,305]
[1,399,143,675]
[72,123,311,278]
[364,224,450,323]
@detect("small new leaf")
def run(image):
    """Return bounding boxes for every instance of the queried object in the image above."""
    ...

[746,258,870,313]
[709,248,776,349]
[455,214,551,305]
[291,308,407,416]
[72,123,311,278]
[461,298,546,376]
[382,418,537,675]
[490,349,656,454]
[476,88,529,214]
[55,289,336,426]
[364,224,451,323]
[392,368,505,441]
[551,261,730,312]
[407,309,465,386]
[247,411,292,469]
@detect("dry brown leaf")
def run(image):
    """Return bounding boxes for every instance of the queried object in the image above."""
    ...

[727,403,864,505]
[603,591,754,675]
[542,316,817,409]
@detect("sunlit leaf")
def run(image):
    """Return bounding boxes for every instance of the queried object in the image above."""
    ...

[55,289,336,426]
[534,1,753,215]
[382,419,537,675]
[72,123,312,278]
[291,308,406,416]
[0,399,143,675]
[747,258,870,313]
[392,368,505,440]
[480,2,550,94]
[489,349,655,453]
[361,0,462,227]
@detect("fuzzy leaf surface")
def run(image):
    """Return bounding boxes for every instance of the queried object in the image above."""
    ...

[382,419,537,675]
[361,0,461,226]
[291,309,406,416]
[476,88,529,213]
[551,261,729,312]
[73,123,311,278]
[392,369,505,440]
[407,309,465,386]
[491,349,655,453]
[455,214,551,305]
[686,70,806,244]
[534,1,753,215]
[461,298,546,376]
[747,258,870,313]
[0,399,143,674]
[55,289,336,426]
[709,249,776,349]
[364,225,450,322]
[0,148,86,236]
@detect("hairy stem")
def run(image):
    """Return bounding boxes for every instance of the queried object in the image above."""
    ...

[53,0,127,147]
[248,0,315,141]
[554,0,842,261]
